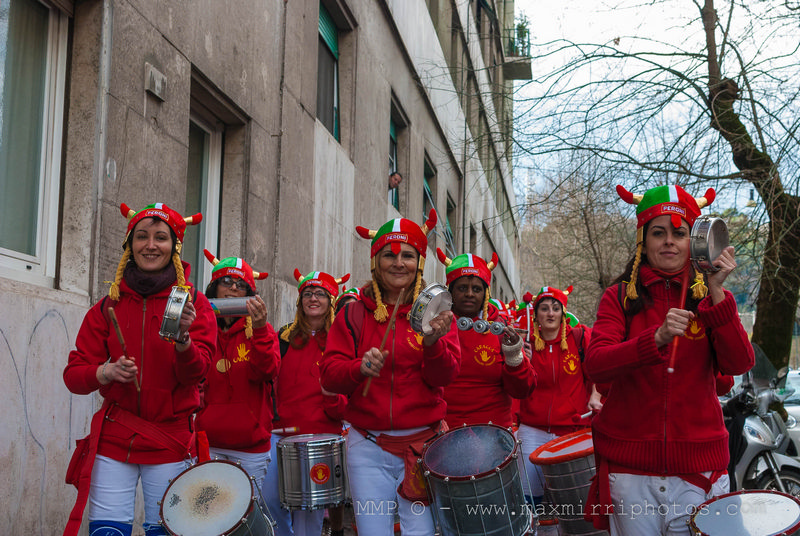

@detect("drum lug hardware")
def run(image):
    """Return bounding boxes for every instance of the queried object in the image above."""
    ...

[444,477,450,482]
[470,475,476,480]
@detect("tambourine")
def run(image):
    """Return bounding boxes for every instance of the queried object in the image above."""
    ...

[690,215,729,273]
[410,283,453,335]
[159,286,190,341]
[208,297,252,317]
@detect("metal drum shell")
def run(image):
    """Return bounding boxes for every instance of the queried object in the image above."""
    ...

[277,434,348,511]
[422,424,531,536]
[160,459,273,536]
[209,297,252,317]
[410,283,453,334]
[159,286,190,341]
[690,216,729,274]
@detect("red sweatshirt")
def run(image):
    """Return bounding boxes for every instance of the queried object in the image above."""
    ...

[519,323,593,435]
[274,331,347,436]
[320,291,461,431]
[444,304,536,428]
[64,268,216,464]
[585,264,754,474]
[196,318,281,452]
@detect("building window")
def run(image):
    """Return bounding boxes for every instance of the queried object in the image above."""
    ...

[445,194,457,257]
[317,3,339,139]
[183,116,222,288]
[0,0,68,284]
[389,119,399,209]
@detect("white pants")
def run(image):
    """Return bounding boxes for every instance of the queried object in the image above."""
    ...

[608,472,730,536]
[88,455,191,525]
[209,447,270,500]
[261,435,325,536]
[517,424,557,499]
[347,430,435,535]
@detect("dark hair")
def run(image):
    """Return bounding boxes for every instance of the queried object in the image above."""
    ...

[335,295,357,314]
[389,171,403,180]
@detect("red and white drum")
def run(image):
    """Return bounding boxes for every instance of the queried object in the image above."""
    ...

[160,460,274,536]
[690,490,800,536]
[530,428,604,535]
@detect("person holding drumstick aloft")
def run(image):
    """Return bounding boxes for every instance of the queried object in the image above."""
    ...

[321,210,461,535]
[261,269,349,536]
[62,203,217,536]
[515,285,603,507]
[195,251,280,502]
[435,248,535,429]
[583,185,754,535]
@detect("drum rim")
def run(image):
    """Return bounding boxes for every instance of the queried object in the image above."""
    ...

[277,433,345,446]
[410,283,452,333]
[689,489,800,535]
[422,423,519,481]
[159,459,253,533]
[529,427,593,465]
[690,216,728,272]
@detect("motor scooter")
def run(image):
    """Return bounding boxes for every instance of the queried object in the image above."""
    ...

[724,343,800,496]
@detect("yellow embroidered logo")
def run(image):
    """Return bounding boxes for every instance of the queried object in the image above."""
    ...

[233,343,250,363]
[407,328,423,352]
[474,344,497,366]
[684,319,707,341]
[563,352,580,375]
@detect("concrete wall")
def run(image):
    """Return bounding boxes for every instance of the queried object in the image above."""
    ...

[0,0,520,532]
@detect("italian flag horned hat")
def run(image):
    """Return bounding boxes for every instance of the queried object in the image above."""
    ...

[204,249,268,293]
[293,269,350,298]
[617,184,715,301]
[437,249,499,320]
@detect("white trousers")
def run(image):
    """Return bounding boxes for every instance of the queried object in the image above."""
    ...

[88,455,191,525]
[260,435,326,536]
[209,447,270,500]
[347,430,435,535]
[608,472,730,536]
[517,424,557,498]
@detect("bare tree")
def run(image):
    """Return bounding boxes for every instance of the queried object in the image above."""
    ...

[514,0,800,368]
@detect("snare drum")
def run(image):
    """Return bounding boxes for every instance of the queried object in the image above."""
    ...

[690,216,729,273]
[277,434,348,510]
[423,424,531,536]
[530,428,602,535]
[160,460,274,536]
[410,283,453,334]
[159,286,190,341]
[690,490,800,535]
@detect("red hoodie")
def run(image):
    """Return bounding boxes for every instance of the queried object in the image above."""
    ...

[196,318,281,452]
[64,266,216,464]
[320,290,461,431]
[445,304,536,428]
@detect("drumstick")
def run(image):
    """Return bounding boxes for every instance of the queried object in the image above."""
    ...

[108,307,140,392]
[666,268,691,374]
[271,427,298,435]
[362,287,406,397]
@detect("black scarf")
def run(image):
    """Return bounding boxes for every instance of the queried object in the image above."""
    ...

[123,262,177,297]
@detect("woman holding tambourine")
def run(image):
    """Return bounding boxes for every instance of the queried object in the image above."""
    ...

[62,203,217,536]
[320,210,461,535]
[583,185,754,536]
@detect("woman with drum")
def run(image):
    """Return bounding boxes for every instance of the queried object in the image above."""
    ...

[321,210,461,535]
[262,269,349,536]
[516,285,603,506]
[583,185,754,535]
[195,251,280,498]
[62,203,217,536]
[436,248,535,429]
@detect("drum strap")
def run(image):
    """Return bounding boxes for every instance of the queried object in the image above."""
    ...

[106,404,193,458]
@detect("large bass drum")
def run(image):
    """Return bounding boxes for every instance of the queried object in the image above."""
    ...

[160,460,274,536]
[690,216,729,274]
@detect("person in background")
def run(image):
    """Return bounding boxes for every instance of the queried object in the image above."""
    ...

[388,171,403,206]
[334,286,361,314]
[196,250,280,502]
[262,269,350,536]
[63,203,216,536]
[436,248,535,429]
[321,210,461,535]
[584,184,754,535]
[516,285,603,505]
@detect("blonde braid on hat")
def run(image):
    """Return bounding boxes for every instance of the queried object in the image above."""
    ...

[532,321,545,352]
[372,279,390,323]
[109,245,132,301]
[692,268,708,299]
[482,286,491,321]
[560,315,569,351]
[627,229,645,300]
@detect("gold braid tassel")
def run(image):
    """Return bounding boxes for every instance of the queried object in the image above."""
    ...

[482,287,491,320]
[281,315,298,342]
[627,237,644,301]
[326,304,335,330]
[109,246,131,300]
[560,315,568,351]
[372,279,389,322]
[173,251,186,287]
[533,321,545,352]
[691,268,708,299]
[405,271,424,320]
[245,316,254,339]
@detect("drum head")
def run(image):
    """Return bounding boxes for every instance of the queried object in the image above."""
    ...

[530,428,593,465]
[161,460,253,536]
[691,490,800,536]
[410,283,452,334]
[691,216,729,273]
[422,424,516,480]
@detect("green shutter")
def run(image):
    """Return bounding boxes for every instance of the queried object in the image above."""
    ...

[390,119,397,141]
[319,3,339,59]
